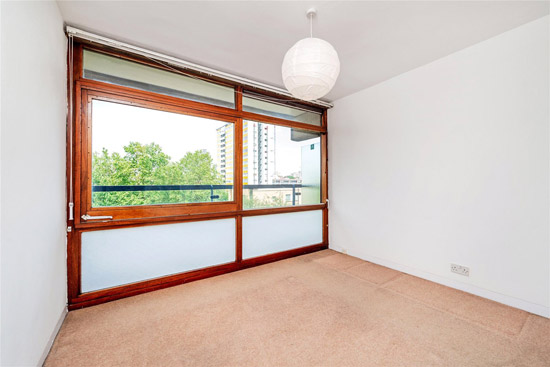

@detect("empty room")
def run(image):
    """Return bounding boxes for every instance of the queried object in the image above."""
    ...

[1,1,550,366]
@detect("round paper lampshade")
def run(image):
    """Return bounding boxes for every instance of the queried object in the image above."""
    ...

[282,37,340,101]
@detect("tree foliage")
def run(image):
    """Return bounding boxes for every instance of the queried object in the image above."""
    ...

[243,191,285,210]
[92,142,228,207]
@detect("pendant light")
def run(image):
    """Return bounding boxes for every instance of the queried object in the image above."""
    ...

[281,8,340,101]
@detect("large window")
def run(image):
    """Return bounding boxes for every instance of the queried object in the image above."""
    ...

[78,89,239,221]
[91,99,234,208]
[69,44,328,309]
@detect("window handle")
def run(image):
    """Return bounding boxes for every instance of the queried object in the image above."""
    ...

[81,214,113,221]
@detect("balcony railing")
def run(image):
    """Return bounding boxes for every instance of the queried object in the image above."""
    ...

[93,184,304,205]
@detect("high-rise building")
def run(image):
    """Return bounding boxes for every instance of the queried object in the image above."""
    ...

[216,124,234,184]
[243,121,275,185]
[217,121,275,185]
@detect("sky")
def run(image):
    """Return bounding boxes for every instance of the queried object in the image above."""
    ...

[92,100,319,176]
[92,100,222,160]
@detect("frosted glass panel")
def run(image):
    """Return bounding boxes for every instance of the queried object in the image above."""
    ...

[83,50,235,108]
[243,210,323,259]
[243,95,322,126]
[81,219,235,293]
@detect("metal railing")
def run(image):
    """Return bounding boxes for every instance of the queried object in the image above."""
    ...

[92,184,304,205]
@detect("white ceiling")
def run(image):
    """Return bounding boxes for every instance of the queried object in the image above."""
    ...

[57,1,549,102]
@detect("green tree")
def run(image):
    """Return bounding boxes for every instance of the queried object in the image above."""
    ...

[243,191,285,209]
[175,150,228,203]
[92,142,227,207]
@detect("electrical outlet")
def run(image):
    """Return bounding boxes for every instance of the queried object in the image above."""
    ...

[451,263,470,277]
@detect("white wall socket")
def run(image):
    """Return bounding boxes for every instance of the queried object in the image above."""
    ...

[451,263,470,277]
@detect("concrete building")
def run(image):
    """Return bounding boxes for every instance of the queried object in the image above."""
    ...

[215,124,234,184]
[217,121,275,185]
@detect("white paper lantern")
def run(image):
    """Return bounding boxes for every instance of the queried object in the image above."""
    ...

[282,37,340,101]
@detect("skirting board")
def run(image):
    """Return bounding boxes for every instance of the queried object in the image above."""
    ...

[330,245,550,318]
[38,307,67,367]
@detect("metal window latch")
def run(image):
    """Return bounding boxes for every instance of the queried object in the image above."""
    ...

[326,199,329,209]
[68,202,74,220]
[81,214,113,221]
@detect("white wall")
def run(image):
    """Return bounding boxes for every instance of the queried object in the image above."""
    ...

[329,16,550,317]
[1,1,67,365]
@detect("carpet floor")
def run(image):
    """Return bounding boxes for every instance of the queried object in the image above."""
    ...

[45,250,550,366]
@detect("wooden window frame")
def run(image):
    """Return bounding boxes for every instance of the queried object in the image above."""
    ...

[67,42,329,309]
[78,87,240,222]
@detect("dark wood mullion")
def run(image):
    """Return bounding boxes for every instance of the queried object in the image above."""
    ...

[321,110,329,246]
[67,229,81,302]
[78,79,239,120]
[235,86,244,262]
[83,204,239,222]
[74,86,85,226]
[73,43,83,81]
[240,204,326,217]
[78,79,326,133]
[67,45,84,301]
[85,87,240,126]
[74,204,327,230]
[234,90,244,209]
[77,212,239,233]
[84,94,94,220]
[321,110,328,203]
[235,85,243,111]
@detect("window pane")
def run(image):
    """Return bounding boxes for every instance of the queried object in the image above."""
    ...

[242,210,323,259]
[83,50,235,109]
[242,121,321,209]
[243,95,322,126]
[81,218,235,292]
[91,100,233,207]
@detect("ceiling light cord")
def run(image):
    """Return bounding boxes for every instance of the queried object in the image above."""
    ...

[310,13,313,38]
[306,8,317,38]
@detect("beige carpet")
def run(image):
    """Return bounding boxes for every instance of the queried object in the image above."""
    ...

[46,250,550,366]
